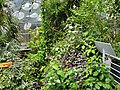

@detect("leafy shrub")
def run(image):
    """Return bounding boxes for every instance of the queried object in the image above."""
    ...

[0,0,19,47]
[0,58,36,89]
[0,0,20,62]
[82,62,116,90]
[41,0,81,50]
[114,42,120,57]
[0,1,36,89]
[27,1,82,89]
[41,61,81,90]
[23,0,120,89]
[41,0,120,89]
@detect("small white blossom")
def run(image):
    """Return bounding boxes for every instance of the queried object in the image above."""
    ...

[69,26,73,29]
[55,79,60,83]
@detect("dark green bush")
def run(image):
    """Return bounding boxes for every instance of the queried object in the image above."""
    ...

[0,0,19,48]
[27,0,120,89]
[1,0,119,89]
[41,0,81,50]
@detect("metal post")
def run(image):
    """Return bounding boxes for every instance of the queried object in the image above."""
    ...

[102,49,105,63]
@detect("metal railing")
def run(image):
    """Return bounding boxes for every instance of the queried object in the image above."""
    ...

[104,53,120,84]
[94,41,120,85]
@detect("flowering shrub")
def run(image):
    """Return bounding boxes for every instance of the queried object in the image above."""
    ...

[27,0,120,89]
[0,0,120,89]
[82,62,117,90]
[41,61,82,90]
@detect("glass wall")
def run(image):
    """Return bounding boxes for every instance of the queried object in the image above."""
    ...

[10,0,41,48]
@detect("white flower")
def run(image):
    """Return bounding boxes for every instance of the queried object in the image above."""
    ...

[73,5,76,8]
[59,0,64,3]
[55,79,60,83]
[69,26,73,29]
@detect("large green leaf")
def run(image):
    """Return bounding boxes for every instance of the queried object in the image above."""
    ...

[52,63,59,70]
[93,71,98,76]
[57,70,64,77]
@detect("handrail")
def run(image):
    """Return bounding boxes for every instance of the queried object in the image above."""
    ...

[110,62,120,68]
[110,71,120,80]
[111,67,120,74]
[114,79,120,85]
[105,53,120,61]
[105,53,120,85]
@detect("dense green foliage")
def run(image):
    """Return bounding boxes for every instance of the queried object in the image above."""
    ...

[41,0,81,50]
[28,0,120,89]
[0,0,20,62]
[111,0,120,57]
[41,61,80,90]
[0,0,120,89]
[0,0,19,48]
[0,0,23,89]
[27,0,120,90]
